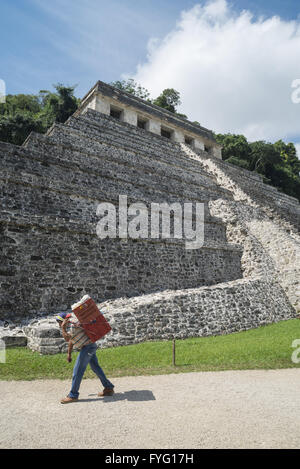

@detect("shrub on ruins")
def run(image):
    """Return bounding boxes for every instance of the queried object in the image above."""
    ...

[225,156,251,170]
[215,133,300,201]
[111,79,188,119]
[110,78,151,101]
[248,140,300,199]
[0,112,44,146]
[0,84,80,146]
[35,84,80,127]
[152,88,182,114]
[273,139,300,178]
[0,93,44,145]
[215,133,252,163]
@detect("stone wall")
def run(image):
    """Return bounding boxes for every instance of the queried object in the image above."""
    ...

[0,109,242,321]
[0,105,299,353]
[19,276,295,353]
[180,145,300,313]
[0,221,242,318]
[99,277,295,348]
[77,80,222,157]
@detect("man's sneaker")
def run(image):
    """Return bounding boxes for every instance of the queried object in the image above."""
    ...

[60,396,79,404]
[98,387,114,397]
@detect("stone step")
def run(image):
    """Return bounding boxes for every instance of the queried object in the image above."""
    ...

[45,123,219,187]
[19,132,228,204]
[0,174,224,239]
[49,114,221,184]
[0,141,232,244]
[66,111,215,175]
[0,139,214,200]
[68,110,193,158]
[208,151,300,208]
[67,108,191,153]
[0,196,231,245]
[98,276,297,347]
[0,144,228,232]
[195,148,300,231]
[78,108,217,162]
[0,209,241,252]
[1,215,243,317]
[42,123,232,202]
[22,130,218,194]
[18,276,296,353]
[0,168,230,248]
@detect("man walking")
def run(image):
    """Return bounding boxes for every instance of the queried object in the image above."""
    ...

[56,312,114,404]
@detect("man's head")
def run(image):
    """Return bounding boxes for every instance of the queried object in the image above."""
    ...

[56,312,72,327]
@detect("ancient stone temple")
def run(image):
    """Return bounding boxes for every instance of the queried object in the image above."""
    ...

[1,79,299,353]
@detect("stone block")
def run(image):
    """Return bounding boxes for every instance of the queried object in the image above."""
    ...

[123,108,138,126]
[0,335,27,347]
[145,119,161,135]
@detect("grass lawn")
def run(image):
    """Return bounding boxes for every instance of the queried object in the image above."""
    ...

[1,319,300,381]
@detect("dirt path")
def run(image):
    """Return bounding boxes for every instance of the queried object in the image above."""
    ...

[1,369,300,449]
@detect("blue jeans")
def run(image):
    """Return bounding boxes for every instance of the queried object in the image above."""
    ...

[68,343,114,399]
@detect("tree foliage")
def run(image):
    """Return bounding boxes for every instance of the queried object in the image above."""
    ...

[110,78,150,101]
[110,79,187,118]
[0,84,79,146]
[1,80,299,202]
[38,84,80,125]
[215,133,300,201]
[152,88,181,113]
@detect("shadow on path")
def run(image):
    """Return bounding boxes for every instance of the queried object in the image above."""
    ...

[79,390,156,403]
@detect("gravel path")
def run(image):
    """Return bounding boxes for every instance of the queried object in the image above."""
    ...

[1,369,300,449]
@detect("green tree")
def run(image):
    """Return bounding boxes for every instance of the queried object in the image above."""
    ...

[273,140,300,177]
[215,133,251,163]
[38,84,79,125]
[0,94,41,116]
[226,156,251,170]
[249,141,282,175]
[152,88,181,113]
[0,84,79,146]
[0,113,44,146]
[111,80,187,118]
[215,132,300,201]
[110,78,150,101]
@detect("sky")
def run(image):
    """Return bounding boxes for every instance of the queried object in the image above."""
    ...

[1,0,300,154]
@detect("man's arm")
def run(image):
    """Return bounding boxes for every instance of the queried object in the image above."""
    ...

[61,318,72,342]
[67,340,73,362]
[61,318,73,362]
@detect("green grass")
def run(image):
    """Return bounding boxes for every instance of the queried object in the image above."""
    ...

[1,319,300,380]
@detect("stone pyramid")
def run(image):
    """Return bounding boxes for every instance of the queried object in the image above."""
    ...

[1,81,299,353]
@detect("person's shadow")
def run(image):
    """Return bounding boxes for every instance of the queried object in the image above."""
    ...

[80,390,156,403]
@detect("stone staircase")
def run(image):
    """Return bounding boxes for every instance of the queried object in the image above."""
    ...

[181,144,300,314]
[0,108,298,353]
[1,110,242,318]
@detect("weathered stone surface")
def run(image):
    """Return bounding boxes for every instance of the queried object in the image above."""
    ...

[0,334,27,348]
[27,339,67,354]
[23,325,61,339]
[182,145,300,313]
[0,111,243,317]
[98,277,296,348]
[0,85,299,354]
[6,275,295,354]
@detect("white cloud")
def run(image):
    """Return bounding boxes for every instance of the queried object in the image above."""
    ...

[132,0,300,145]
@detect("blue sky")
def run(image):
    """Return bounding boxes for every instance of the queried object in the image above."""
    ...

[1,0,299,96]
[1,0,198,96]
[1,0,300,150]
